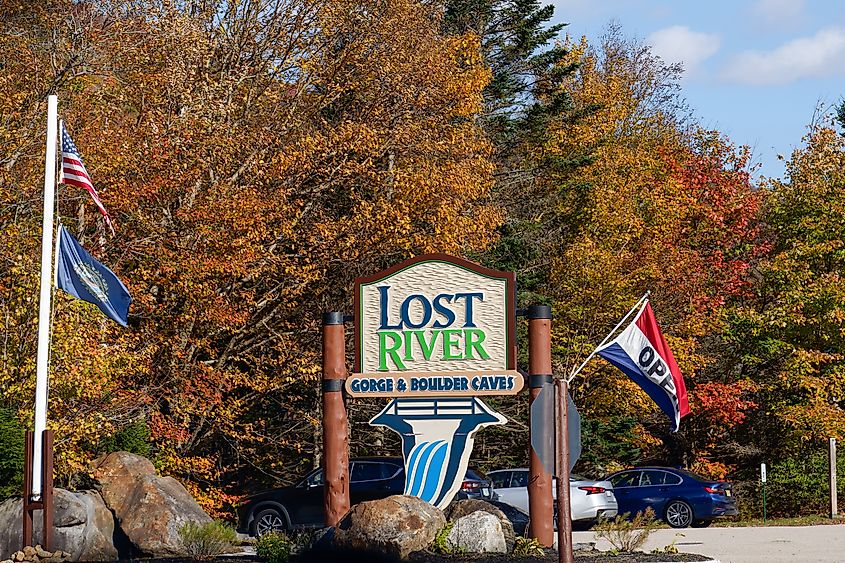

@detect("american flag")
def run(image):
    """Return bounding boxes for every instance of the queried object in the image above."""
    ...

[60,122,114,234]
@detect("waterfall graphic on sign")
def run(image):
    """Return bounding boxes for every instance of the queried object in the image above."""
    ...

[370,397,506,509]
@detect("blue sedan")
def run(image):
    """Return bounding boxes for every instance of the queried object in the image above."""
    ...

[605,467,738,528]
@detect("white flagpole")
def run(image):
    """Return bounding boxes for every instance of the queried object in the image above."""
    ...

[566,290,650,384]
[32,95,58,500]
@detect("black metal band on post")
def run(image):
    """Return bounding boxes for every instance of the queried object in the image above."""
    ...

[529,374,553,388]
[323,311,345,325]
[526,304,552,320]
[322,379,345,392]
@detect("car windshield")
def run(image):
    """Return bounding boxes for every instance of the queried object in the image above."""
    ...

[675,468,714,482]
[465,467,488,480]
[300,469,323,487]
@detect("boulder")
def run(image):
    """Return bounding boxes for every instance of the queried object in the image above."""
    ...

[92,451,212,557]
[0,490,117,561]
[445,511,506,554]
[334,495,445,559]
[445,499,515,552]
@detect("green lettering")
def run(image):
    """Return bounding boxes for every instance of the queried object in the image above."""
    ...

[378,331,405,370]
[441,329,462,360]
[414,330,441,361]
[465,329,490,360]
[403,331,414,362]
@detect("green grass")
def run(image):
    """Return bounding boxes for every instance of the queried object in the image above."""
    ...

[713,515,845,527]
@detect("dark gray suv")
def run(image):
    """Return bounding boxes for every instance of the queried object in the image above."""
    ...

[238,456,495,535]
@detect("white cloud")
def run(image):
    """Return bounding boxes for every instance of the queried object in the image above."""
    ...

[646,26,721,75]
[721,27,845,85]
[751,0,806,27]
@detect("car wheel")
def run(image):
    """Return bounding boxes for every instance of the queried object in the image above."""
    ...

[664,500,694,528]
[691,519,713,528]
[253,507,287,536]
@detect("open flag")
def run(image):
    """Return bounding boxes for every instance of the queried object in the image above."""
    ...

[55,225,131,326]
[596,300,690,432]
[60,122,114,234]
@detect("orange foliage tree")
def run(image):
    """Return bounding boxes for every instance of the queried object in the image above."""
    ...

[0,0,499,515]
[537,31,764,474]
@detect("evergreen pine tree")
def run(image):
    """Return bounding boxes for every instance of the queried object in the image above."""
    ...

[443,0,594,300]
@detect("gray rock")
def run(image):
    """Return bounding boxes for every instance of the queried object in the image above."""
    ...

[0,490,117,561]
[446,511,507,554]
[334,495,445,559]
[445,499,516,552]
[92,451,213,557]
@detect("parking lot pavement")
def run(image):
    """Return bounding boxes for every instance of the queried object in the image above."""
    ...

[570,524,845,563]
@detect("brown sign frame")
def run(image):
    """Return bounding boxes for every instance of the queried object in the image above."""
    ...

[353,253,517,377]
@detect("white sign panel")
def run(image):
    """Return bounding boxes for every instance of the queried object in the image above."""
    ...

[350,254,520,397]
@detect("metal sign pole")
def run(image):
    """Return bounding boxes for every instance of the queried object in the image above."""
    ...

[555,379,574,563]
[33,95,58,502]
[830,438,838,519]
[761,462,767,523]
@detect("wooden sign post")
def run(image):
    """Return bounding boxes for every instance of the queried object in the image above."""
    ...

[527,305,555,546]
[321,312,350,527]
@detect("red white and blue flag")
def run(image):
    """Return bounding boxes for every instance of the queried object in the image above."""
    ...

[597,300,690,432]
[60,122,114,234]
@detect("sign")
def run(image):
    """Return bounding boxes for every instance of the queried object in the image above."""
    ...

[349,254,522,397]
[530,382,555,475]
[568,393,581,472]
[354,254,520,509]
[348,372,520,397]
[530,383,581,475]
[761,463,767,483]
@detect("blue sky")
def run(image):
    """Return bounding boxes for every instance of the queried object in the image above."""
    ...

[549,0,845,180]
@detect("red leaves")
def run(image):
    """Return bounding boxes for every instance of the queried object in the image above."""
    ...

[692,381,757,429]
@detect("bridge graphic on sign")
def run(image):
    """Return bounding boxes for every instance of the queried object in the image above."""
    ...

[370,397,506,509]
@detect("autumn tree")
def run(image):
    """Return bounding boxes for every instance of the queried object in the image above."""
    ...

[0,0,500,513]
[726,126,845,461]
[471,30,764,476]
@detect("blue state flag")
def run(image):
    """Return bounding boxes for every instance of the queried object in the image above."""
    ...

[56,225,132,326]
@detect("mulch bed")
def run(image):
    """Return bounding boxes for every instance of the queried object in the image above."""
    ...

[102,548,714,563]
[407,549,712,563]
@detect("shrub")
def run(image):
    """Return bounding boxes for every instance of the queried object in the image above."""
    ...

[256,531,293,563]
[513,536,545,557]
[733,452,845,518]
[593,508,658,552]
[179,520,237,559]
[430,521,463,555]
[0,408,25,499]
[101,420,151,457]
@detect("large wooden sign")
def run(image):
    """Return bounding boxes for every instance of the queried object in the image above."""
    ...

[348,254,522,397]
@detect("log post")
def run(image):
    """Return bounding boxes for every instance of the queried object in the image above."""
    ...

[527,305,554,546]
[322,311,350,527]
